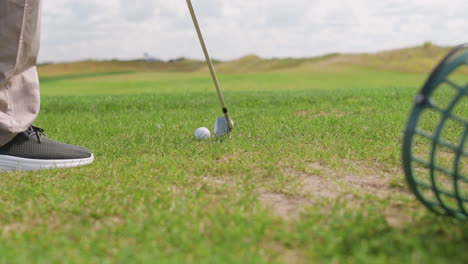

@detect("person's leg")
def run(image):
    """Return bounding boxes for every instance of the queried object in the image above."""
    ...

[0,0,41,145]
[0,0,94,171]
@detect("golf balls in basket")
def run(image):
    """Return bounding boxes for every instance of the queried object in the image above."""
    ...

[195,127,211,140]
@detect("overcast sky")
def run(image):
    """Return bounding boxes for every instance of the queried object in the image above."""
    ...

[39,0,468,62]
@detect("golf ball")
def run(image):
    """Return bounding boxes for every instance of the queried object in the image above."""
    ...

[194,127,211,140]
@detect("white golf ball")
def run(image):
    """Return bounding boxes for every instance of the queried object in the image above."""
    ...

[194,127,211,140]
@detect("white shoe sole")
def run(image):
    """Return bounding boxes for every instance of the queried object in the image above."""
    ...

[0,154,94,172]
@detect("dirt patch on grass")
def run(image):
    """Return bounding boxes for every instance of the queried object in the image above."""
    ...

[259,160,411,221]
[383,204,414,228]
[201,176,231,186]
[264,242,310,264]
[295,161,408,200]
[1,223,27,235]
[91,216,126,231]
[258,190,309,220]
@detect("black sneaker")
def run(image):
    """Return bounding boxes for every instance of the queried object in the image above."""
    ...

[0,126,94,171]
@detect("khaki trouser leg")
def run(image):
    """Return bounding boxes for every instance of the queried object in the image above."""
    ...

[0,0,41,146]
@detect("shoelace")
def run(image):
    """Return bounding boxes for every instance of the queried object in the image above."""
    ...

[26,125,46,143]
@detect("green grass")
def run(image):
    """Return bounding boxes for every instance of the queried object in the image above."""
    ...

[39,67,427,96]
[0,67,467,263]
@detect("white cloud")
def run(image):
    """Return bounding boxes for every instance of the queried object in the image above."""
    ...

[39,0,468,62]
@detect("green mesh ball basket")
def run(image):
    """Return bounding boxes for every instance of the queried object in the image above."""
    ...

[402,43,468,219]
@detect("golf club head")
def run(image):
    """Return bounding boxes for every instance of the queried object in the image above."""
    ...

[214,116,234,137]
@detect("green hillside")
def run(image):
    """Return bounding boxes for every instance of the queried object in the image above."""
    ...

[307,45,454,73]
[38,59,206,77]
[38,44,466,77]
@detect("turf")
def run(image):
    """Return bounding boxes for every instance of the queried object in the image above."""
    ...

[0,66,467,263]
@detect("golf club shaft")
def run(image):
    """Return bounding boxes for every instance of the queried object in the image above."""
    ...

[186,0,233,130]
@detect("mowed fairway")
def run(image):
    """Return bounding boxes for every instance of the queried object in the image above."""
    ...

[1,64,467,263]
